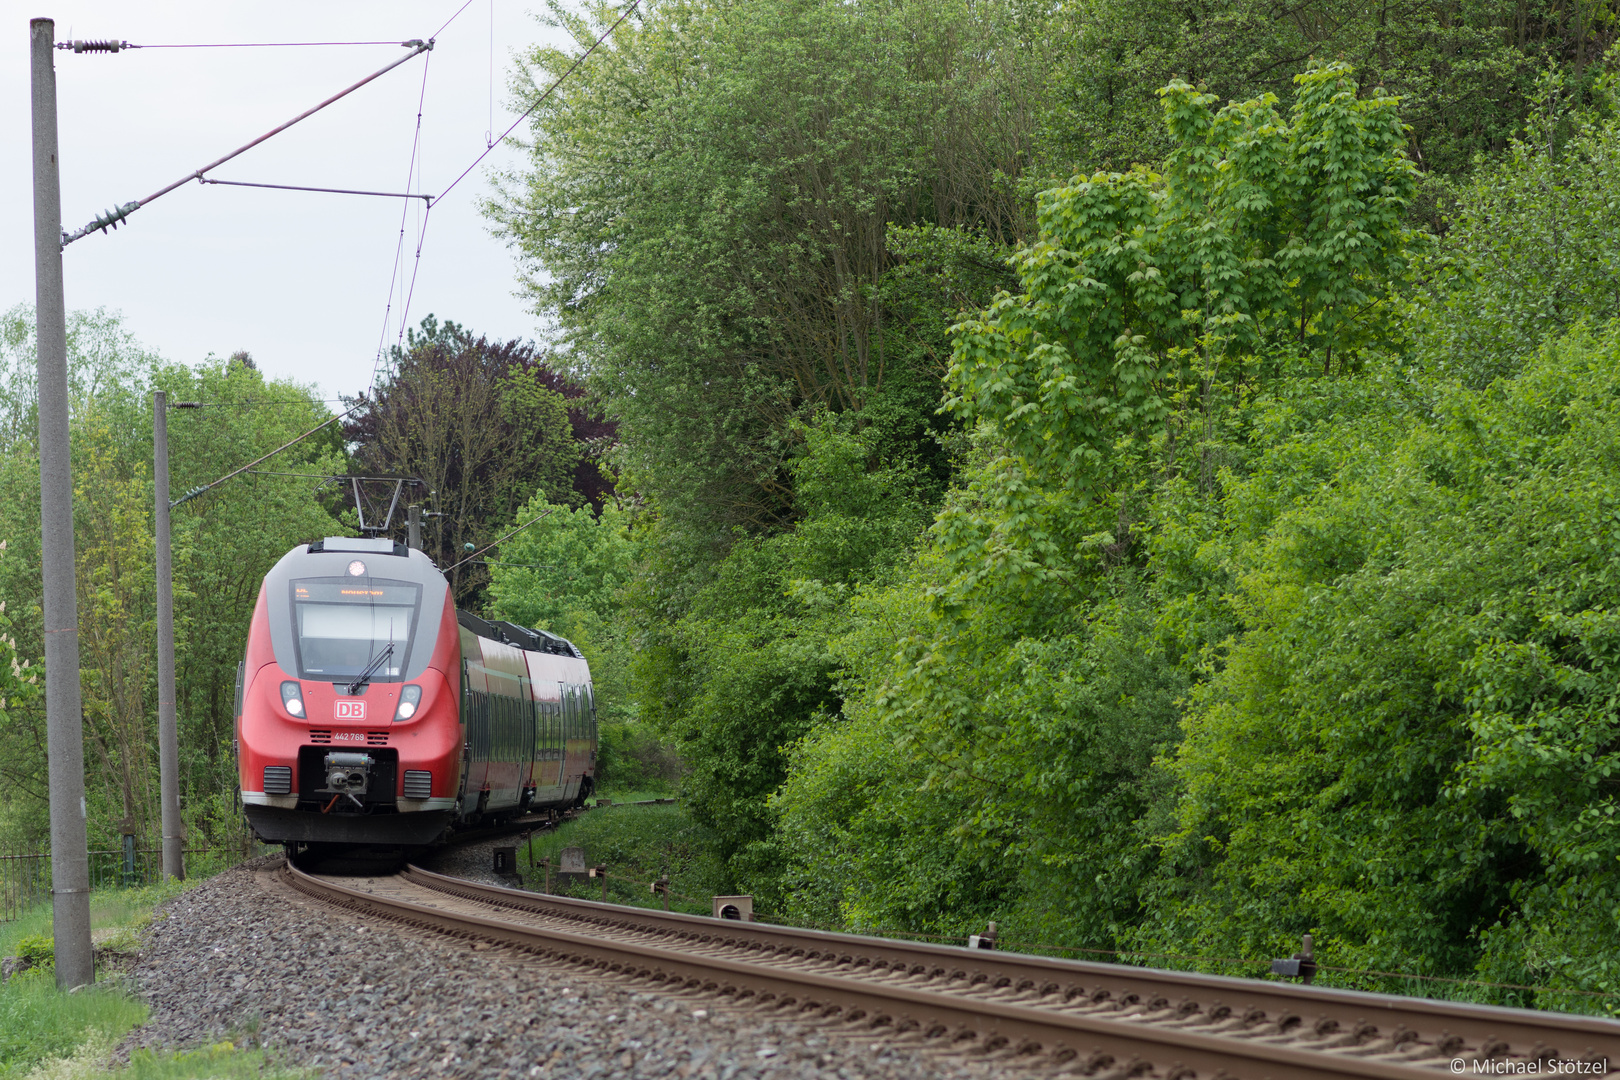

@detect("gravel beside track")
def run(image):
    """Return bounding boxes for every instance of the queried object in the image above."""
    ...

[421,835,528,888]
[124,858,991,1080]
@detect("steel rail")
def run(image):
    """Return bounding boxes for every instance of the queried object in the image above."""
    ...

[398,865,1620,1068]
[286,864,1608,1078]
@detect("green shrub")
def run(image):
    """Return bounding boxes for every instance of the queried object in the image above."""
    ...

[13,935,52,972]
[596,720,680,793]
[522,803,730,914]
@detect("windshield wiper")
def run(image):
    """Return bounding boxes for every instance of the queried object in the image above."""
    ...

[346,641,394,695]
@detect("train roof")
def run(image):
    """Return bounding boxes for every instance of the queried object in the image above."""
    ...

[308,536,410,557]
[457,611,584,659]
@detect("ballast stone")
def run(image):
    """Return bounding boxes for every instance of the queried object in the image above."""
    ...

[121,859,999,1080]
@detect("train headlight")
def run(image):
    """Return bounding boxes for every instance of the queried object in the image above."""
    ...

[394,684,422,721]
[280,681,305,718]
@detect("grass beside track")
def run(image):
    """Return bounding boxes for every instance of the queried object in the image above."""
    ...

[0,878,310,1080]
[519,798,731,915]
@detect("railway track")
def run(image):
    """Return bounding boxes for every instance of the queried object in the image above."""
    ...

[285,862,1620,1079]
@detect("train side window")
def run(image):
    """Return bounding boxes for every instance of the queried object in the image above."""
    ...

[502,695,512,762]
[481,694,489,759]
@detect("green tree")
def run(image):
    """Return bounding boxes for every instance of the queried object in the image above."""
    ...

[632,414,933,884]
[0,306,347,850]
[1046,0,1611,181]
[1141,326,1620,1006]
[0,306,161,848]
[487,495,639,735]
[942,63,1415,592]
[0,541,42,849]
[490,0,1054,543]
[774,63,1421,951]
[159,357,348,835]
[344,317,580,604]
[1410,69,1620,386]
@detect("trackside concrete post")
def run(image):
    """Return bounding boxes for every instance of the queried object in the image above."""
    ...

[154,390,183,880]
[30,15,94,990]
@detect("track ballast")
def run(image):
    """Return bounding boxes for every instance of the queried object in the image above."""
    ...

[285,863,1620,1079]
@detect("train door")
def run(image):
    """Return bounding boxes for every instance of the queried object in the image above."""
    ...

[562,682,579,803]
[585,681,598,781]
[520,675,537,808]
[458,656,474,812]
[485,687,522,812]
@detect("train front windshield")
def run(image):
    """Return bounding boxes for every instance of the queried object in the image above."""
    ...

[291,579,421,681]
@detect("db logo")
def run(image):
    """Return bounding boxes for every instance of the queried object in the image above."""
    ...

[334,700,367,721]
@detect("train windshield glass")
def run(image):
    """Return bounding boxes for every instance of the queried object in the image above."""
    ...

[291,579,421,680]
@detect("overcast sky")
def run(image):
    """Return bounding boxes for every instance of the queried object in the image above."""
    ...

[4,2,570,400]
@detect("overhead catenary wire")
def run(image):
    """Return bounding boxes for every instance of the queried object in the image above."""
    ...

[170,398,348,408]
[244,470,420,481]
[432,0,481,40]
[57,3,477,520]
[442,508,559,574]
[67,0,622,514]
[369,43,436,394]
[63,1,640,394]
[59,40,416,50]
[444,0,646,207]
[61,39,433,247]
[387,0,646,363]
[200,178,433,204]
[169,407,356,510]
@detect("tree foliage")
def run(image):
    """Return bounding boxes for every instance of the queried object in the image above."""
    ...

[491,0,1053,540]
[629,414,934,878]
[769,64,1620,1008]
[943,65,1416,595]
[1411,69,1620,386]
[1046,0,1616,180]
[0,306,344,851]
[343,316,607,604]
[8,0,1620,1014]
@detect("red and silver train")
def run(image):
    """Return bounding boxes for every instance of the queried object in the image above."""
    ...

[235,536,596,849]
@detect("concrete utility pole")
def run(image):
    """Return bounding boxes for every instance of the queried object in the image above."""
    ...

[153,391,183,881]
[407,504,422,551]
[31,16,94,990]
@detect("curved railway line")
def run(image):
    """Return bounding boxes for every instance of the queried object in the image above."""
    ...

[285,861,1619,1079]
